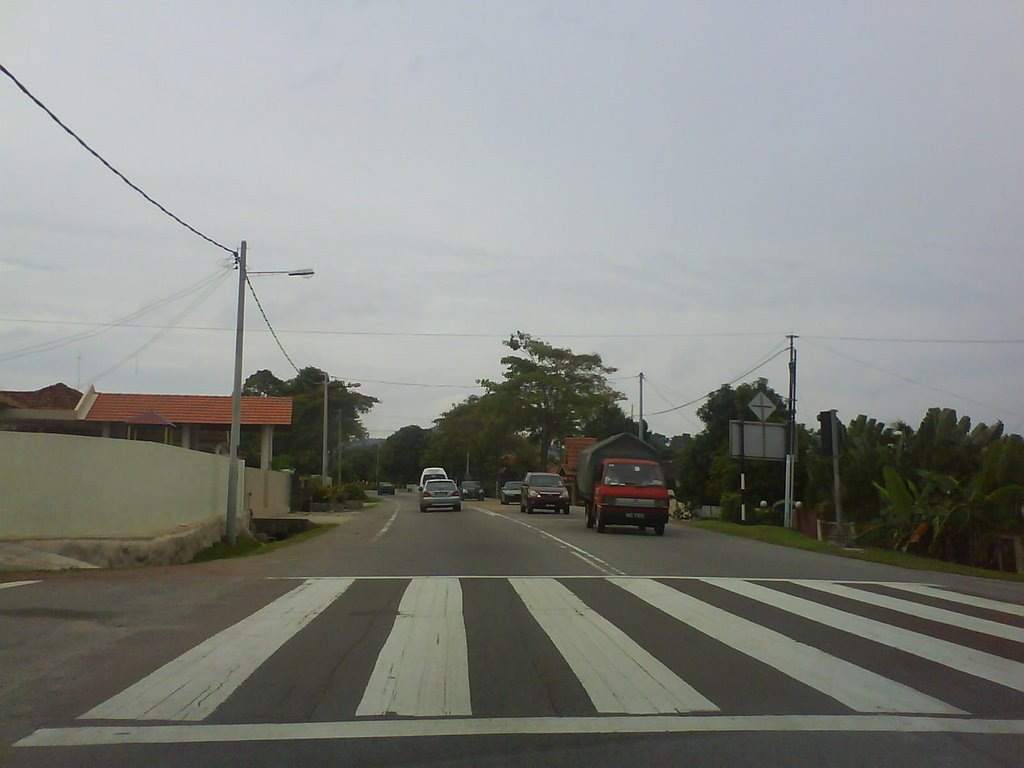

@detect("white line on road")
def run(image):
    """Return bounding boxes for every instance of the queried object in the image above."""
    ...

[81,578,355,721]
[371,505,400,543]
[613,578,962,715]
[509,577,717,714]
[879,583,1024,618]
[17,715,1024,746]
[0,580,40,590]
[793,580,1024,643]
[706,579,1024,693]
[356,577,471,717]
[481,509,625,576]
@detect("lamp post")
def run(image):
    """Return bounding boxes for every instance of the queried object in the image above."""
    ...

[225,240,313,545]
[321,374,359,486]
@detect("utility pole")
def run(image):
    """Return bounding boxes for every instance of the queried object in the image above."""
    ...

[225,241,247,546]
[336,413,343,483]
[321,372,329,481]
[638,372,645,441]
[784,335,798,528]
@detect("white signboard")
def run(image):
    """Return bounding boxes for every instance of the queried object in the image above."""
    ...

[729,421,787,461]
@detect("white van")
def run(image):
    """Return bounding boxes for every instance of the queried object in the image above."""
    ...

[419,467,448,489]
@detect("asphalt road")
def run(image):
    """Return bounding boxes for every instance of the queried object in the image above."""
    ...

[2,493,1022,767]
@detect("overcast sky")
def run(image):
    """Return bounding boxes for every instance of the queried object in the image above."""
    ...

[2,1,1022,440]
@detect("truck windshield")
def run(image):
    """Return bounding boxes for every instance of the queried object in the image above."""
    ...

[603,462,664,486]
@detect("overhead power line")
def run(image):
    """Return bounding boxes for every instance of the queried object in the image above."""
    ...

[245,277,302,375]
[0,268,231,362]
[802,338,1022,419]
[646,343,790,417]
[0,63,234,255]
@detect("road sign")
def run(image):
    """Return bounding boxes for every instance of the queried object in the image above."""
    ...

[747,392,776,422]
[730,421,787,461]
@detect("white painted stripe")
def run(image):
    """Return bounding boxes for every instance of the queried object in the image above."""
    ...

[17,715,1024,746]
[880,583,1024,618]
[706,579,1024,693]
[484,512,626,576]
[81,578,354,721]
[509,578,717,714]
[613,578,962,714]
[793,580,1024,643]
[356,577,471,716]
[0,580,40,590]
[371,506,400,543]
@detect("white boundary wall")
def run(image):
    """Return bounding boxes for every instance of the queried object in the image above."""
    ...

[0,432,290,566]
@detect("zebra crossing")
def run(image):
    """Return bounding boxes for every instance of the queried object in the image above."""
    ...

[16,576,1024,747]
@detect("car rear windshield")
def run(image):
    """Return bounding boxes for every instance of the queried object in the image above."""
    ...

[504,481,522,489]
[529,475,564,487]
[461,482,481,488]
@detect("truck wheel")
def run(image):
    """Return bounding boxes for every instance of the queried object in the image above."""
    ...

[597,509,606,533]
[655,523,665,536]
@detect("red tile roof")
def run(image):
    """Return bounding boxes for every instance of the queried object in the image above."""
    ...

[86,393,292,426]
[0,383,83,410]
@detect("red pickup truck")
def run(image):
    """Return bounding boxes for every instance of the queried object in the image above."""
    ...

[577,433,670,536]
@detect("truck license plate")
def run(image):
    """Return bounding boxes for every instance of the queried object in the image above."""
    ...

[626,512,644,520]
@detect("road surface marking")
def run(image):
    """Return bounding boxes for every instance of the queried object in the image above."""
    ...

[371,505,400,543]
[487,511,626,576]
[509,577,717,714]
[0,580,40,590]
[705,579,1024,693]
[878,583,1024,618]
[356,577,471,716]
[613,578,962,714]
[17,715,1024,746]
[81,578,354,721]
[792,580,1024,643]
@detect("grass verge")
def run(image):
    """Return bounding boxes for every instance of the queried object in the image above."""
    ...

[191,522,335,564]
[684,519,1024,582]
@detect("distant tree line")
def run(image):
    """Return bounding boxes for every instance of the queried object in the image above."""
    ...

[243,338,1023,571]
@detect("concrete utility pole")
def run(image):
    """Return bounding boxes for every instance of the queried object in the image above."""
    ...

[225,241,247,546]
[784,335,798,528]
[638,372,645,441]
[321,372,329,481]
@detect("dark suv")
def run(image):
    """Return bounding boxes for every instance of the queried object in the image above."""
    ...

[520,472,570,515]
[459,480,485,500]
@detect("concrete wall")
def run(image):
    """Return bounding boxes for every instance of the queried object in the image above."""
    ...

[245,466,291,518]
[0,432,257,567]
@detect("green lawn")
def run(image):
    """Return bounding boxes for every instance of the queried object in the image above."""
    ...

[190,522,335,563]
[683,519,1024,582]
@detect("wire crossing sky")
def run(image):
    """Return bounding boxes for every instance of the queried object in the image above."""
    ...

[2,2,1022,437]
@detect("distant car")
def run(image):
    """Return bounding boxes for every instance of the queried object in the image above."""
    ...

[419,479,462,512]
[459,480,485,500]
[499,481,522,505]
[520,472,570,515]
[377,482,395,496]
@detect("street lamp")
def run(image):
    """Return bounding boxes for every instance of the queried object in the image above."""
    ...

[226,240,314,545]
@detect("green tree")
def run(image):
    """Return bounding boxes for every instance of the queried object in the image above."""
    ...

[381,425,431,486]
[240,366,379,475]
[480,332,622,468]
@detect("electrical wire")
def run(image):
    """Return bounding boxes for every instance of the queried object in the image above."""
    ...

[0,63,234,255]
[87,269,230,383]
[245,276,302,375]
[646,342,790,417]
[802,338,1023,419]
[0,267,232,362]
[642,377,703,430]
[804,335,1024,344]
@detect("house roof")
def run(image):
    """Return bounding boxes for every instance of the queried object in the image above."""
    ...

[0,383,83,410]
[86,393,292,426]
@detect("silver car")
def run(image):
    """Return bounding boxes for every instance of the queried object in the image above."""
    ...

[419,479,462,512]
[499,481,522,505]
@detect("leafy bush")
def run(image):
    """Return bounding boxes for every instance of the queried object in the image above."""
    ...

[719,492,741,523]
